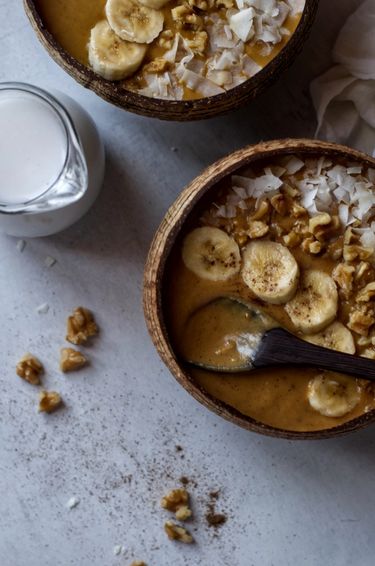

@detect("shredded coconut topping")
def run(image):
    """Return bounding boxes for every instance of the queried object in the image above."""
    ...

[132,0,305,99]
[210,156,375,256]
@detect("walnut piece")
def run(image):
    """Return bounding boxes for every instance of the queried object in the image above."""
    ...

[309,213,340,242]
[164,521,193,543]
[309,240,323,254]
[161,488,192,520]
[361,348,375,360]
[215,0,234,7]
[143,58,169,74]
[234,232,248,247]
[171,5,202,29]
[249,199,269,221]
[186,31,208,54]
[344,227,358,245]
[158,29,173,49]
[60,348,87,373]
[332,263,355,295]
[357,335,372,347]
[247,220,269,239]
[188,0,209,9]
[39,391,62,413]
[270,193,287,216]
[343,245,373,263]
[282,183,299,198]
[301,236,323,255]
[347,307,375,336]
[327,239,343,261]
[16,353,43,385]
[309,212,331,235]
[130,562,147,566]
[356,282,375,303]
[66,307,98,345]
[291,202,308,218]
[355,261,372,281]
[282,231,301,248]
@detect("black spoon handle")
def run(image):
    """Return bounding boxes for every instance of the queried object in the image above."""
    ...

[254,327,375,381]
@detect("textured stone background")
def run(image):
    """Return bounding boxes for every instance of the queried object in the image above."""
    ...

[1,1,374,565]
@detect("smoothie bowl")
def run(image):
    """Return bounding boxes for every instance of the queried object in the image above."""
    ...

[24,0,318,120]
[144,139,375,439]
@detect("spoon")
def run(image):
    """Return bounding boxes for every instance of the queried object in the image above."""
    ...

[180,297,375,380]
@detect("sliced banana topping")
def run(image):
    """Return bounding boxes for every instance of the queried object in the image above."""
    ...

[138,0,171,8]
[305,322,356,355]
[106,0,164,44]
[307,373,361,417]
[182,227,241,282]
[88,20,147,81]
[285,270,338,334]
[241,241,299,305]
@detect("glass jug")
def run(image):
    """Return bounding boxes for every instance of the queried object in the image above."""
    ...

[0,82,105,237]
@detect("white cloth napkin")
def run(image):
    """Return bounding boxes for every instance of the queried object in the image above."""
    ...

[310,0,375,156]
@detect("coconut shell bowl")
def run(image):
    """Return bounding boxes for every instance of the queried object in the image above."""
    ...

[143,139,375,440]
[24,0,319,121]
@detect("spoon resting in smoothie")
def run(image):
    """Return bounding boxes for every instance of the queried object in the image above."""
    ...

[180,297,375,381]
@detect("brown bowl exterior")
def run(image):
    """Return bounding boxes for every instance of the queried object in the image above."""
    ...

[143,139,375,439]
[24,0,319,121]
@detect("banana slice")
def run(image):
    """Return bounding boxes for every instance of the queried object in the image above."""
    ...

[138,0,171,8]
[307,373,361,417]
[285,270,338,334]
[305,322,356,354]
[182,227,241,282]
[88,20,147,81]
[241,241,299,305]
[106,0,164,44]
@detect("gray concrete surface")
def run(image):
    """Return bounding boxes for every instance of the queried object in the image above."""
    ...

[1,1,374,565]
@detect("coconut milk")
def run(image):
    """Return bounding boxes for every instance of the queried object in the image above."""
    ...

[0,90,67,204]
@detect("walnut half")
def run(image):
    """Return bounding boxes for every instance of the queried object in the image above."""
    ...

[16,353,43,385]
[164,521,194,543]
[60,348,87,373]
[38,391,62,413]
[66,307,98,345]
[161,488,192,521]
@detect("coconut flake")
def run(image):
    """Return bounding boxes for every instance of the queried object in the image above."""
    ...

[241,55,262,77]
[300,187,318,209]
[287,0,305,16]
[347,166,362,175]
[16,240,26,253]
[36,303,49,315]
[229,8,256,43]
[233,186,248,199]
[113,545,124,556]
[207,69,233,86]
[338,203,349,226]
[180,69,225,96]
[360,229,375,250]
[66,497,80,509]
[44,256,56,268]
[283,156,305,174]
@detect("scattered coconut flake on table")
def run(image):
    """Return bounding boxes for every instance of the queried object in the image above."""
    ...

[66,497,80,509]
[113,545,124,556]
[36,303,49,315]
[16,240,26,253]
[44,256,57,268]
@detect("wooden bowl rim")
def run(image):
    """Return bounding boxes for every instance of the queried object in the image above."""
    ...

[143,138,375,440]
[24,0,319,120]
